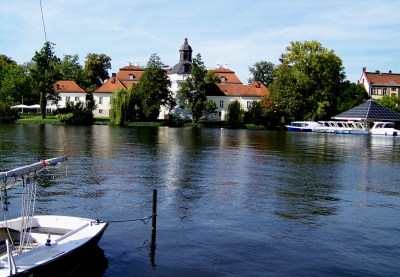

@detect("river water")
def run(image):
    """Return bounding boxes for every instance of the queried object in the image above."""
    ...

[0,124,399,277]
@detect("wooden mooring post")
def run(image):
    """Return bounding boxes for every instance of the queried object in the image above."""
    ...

[152,189,157,232]
[150,189,157,267]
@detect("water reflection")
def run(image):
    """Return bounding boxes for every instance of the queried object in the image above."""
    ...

[1,124,400,276]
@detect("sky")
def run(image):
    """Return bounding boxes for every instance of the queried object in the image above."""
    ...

[1,0,399,84]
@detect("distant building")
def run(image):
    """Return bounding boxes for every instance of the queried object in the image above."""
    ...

[93,62,144,116]
[167,38,269,120]
[358,67,400,100]
[207,66,269,120]
[52,80,86,109]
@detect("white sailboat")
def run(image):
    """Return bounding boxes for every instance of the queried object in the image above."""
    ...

[0,156,108,276]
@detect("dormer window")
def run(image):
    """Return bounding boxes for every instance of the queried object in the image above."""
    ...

[221,76,226,82]
[129,74,134,80]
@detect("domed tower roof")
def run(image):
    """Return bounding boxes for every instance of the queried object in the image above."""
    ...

[180,37,192,51]
[170,38,193,74]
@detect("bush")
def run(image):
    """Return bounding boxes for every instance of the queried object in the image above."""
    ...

[55,101,94,125]
[0,102,20,123]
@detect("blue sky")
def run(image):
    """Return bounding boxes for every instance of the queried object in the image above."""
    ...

[1,0,399,84]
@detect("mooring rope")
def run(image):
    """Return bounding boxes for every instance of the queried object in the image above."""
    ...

[105,214,156,225]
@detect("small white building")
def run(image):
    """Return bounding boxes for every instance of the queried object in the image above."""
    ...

[52,80,86,108]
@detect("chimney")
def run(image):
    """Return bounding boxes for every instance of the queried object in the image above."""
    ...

[216,63,220,69]
[375,70,380,74]
[126,61,130,66]
[112,73,116,77]
[134,61,139,66]
[224,63,228,69]
[389,70,392,74]
[362,67,366,72]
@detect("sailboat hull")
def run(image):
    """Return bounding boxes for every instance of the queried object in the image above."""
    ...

[0,215,108,277]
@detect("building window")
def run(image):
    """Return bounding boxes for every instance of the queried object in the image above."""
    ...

[391,87,397,91]
[383,88,387,95]
[129,74,134,80]
[221,77,226,82]
[66,96,70,102]
[220,100,224,108]
[75,97,80,101]
[99,109,103,114]
[99,97,103,104]
[247,101,251,108]
[371,88,376,95]
[219,112,221,116]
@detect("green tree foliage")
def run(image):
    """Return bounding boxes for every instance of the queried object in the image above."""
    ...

[377,93,400,112]
[0,55,17,90]
[205,70,221,84]
[203,99,218,119]
[260,95,283,129]
[30,42,62,118]
[57,54,84,84]
[136,54,175,120]
[0,102,19,123]
[109,86,140,125]
[0,64,32,104]
[244,101,264,125]
[226,99,244,124]
[248,61,275,87]
[82,53,111,92]
[336,81,369,113]
[55,100,94,125]
[269,40,345,122]
[177,53,210,124]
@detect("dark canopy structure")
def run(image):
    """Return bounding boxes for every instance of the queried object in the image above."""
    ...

[332,99,400,122]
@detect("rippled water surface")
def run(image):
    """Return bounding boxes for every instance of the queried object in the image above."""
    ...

[1,124,400,277]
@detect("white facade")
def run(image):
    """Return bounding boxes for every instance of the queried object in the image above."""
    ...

[93,93,112,117]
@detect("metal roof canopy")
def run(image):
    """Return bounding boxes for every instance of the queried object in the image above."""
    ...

[332,99,400,122]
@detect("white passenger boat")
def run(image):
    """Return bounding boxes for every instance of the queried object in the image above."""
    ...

[0,156,108,276]
[315,121,370,135]
[285,121,322,132]
[370,122,400,136]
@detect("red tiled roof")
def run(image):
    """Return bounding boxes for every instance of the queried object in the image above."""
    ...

[213,68,243,84]
[364,71,400,86]
[53,80,85,93]
[94,77,127,93]
[95,65,144,93]
[207,82,270,97]
[116,65,144,81]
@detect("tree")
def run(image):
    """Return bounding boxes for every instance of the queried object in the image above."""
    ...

[0,102,19,123]
[57,54,84,84]
[176,53,209,124]
[206,70,221,84]
[0,64,32,104]
[244,100,264,125]
[55,100,95,125]
[269,40,345,122]
[109,86,140,125]
[203,99,218,120]
[248,61,275,87]
[260,95,282,129]
[336,81,369,113]
[0,55,17,93]
[30,42,62,118]
[82,53,111,92]
[136,54,175,120]
[226,99,244,124]
[377,93,400,112]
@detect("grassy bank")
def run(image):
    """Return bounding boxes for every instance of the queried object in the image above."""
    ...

[15,114,268,129]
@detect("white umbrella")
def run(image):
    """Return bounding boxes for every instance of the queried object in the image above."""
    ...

[11,104,30,108]
[27,104,41,109]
